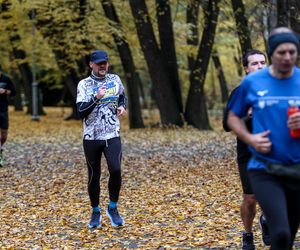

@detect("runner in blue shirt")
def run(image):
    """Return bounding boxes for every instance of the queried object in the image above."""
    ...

[227,27,300,250]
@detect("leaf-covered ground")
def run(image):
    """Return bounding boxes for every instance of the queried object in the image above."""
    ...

[0,108,298,249]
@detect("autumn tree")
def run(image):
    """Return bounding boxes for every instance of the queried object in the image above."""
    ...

[129,0,184,126]
[186,0,200,75]
[33,0,97,119]
[185,0,220,129]
[289,0,300,33]
[1,0,45,115]
[277,0,289,27]
[101,0,144,128]
[260,0,277,51]
[156,0,183,114]
[212,49,228,107]
[231,0,252,57]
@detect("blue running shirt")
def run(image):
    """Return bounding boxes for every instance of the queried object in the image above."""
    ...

[228,66,300,170]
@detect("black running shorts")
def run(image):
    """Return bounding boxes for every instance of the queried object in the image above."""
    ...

[238,162,253,195]
[0,112,8,130]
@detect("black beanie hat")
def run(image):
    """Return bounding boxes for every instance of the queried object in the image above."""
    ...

[268,32,299,57]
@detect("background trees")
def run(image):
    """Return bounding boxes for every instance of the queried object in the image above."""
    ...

[0,0,299,129]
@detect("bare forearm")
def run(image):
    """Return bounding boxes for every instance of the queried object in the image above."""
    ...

[228,111,272,153]
[227,111,252,145]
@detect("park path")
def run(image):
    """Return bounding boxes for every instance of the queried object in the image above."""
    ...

[0,109,292,249]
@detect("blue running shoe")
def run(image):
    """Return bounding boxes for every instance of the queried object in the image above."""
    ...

[88,211,101,229]
[106,207,124,227]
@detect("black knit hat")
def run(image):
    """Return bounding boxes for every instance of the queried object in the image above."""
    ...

[267,32,299,57]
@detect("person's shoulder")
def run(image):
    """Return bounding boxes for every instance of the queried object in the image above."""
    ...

[78,76,91,88]
[241,67,269,86]
[107,73,122,83]
[107,73,120,79]
[1,73,12,82]
[293,66,300,75]
[228,85,241,97]
[247,67,269,79]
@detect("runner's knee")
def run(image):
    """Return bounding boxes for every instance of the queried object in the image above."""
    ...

[272,229,291,249]
[109,165,121,176]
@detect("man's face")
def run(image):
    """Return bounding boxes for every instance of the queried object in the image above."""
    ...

[271,43,298,74]
[89,61,109,78]
[245,54,266,74]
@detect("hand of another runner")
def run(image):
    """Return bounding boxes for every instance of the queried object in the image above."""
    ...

[0,88,6,94]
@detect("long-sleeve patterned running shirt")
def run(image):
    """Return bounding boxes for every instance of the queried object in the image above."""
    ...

[76,73,126,140]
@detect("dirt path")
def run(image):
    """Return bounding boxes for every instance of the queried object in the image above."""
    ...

[0,109,292,249]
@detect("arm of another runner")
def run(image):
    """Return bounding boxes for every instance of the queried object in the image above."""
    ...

[223,87,238,132]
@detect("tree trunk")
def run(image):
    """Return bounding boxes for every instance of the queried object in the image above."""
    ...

[10,46,32,112]
[212,49,228,116]
[277,0,289,27]
[76,0,94,78]
[60,60,80,120]
[156,0,183,113]
[186,0,201,71]
[233,45,243,77]
[129,0,183,126]
[101,0,144,128]
[2,0,45,115]
[34,5,82,120]
[185,0,220,130]
[11,72,23,111]
[290,0,300,33]
[231,0,252,57]
[260,0,277,54]
[212,49,228,105]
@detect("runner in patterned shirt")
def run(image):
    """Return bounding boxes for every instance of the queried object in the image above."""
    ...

[76,50,126,229]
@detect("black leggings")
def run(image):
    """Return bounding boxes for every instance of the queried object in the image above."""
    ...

[249,170,300,250]
[83,137,122,208]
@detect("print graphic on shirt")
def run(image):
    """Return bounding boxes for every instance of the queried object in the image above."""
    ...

[93,81,119,104]
[258,100,266,109]
[93,81,119,111]
[85,81,120,138]
[84,105,119,138]
[257,90,269,96]
[95,106,118,138]
[258,98,285,109]
[77,73,124,140]
[288,99,300,106]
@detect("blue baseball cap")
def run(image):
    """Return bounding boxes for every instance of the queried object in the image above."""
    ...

[90,50,109,63]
